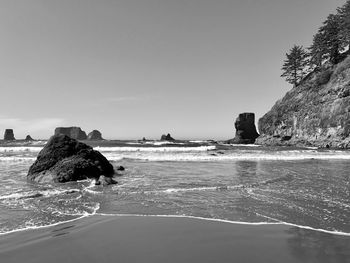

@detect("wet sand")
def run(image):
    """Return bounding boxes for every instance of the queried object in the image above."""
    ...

[0,215,349,263]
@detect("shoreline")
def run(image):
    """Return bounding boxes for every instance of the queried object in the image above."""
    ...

[1,214,349,263]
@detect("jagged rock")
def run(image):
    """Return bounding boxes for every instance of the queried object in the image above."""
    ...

[25,135,34,141]
[54,127,87,140]
[87,130,103,140]
[257,59,350,148]
[4,129,15,140]
[227,113,259,144]
[160,133,175,141]
[27,134,115,183]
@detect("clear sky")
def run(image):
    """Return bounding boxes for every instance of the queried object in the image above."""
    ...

[0,0,345,140]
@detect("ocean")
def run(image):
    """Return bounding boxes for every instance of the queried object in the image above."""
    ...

[0,141,349,236]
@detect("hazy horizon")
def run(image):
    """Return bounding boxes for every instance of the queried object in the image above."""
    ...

[0,0,346,140]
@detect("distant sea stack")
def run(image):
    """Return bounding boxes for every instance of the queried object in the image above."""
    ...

[25,135,34,141]
[257,58,350,148]
[160,133,175,141]
[54,127,87,140]
[227,113,259,144]
[4,129,15,141]
[87,130,103,140]
[27,134,115,184]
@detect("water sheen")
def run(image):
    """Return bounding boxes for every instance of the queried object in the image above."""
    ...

[0,143,349,235]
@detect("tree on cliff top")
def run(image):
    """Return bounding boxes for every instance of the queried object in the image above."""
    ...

[318,14,343,65]
[281,45,309,86]
[337,0,350,48]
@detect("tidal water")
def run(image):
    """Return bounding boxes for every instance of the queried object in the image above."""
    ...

[0,142,349,236]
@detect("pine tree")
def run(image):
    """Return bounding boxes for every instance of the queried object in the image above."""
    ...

[309,32,327,69]
[281,45,309,86]
[319,14,343,64]
[337,0,350,48]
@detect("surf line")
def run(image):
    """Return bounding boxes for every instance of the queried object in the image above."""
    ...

[96,213,350,237]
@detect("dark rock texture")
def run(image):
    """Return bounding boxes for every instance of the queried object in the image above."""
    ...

[25,135,34,141]
[27,134,115,183]
[257,59,350,148]
[227,113,259,144]
[87,130,103,140]
[4,129,15,140]
[160,133,175,141]
[54,127,87,140]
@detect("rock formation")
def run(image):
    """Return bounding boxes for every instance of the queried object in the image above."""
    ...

[227,113,259,144]
[54,127,87,140]
[4,129,15,140]
[27,134,115,184]
[160,133,175,141]
[87,130,103,140]
[25,135,34,141]
[257,58,350,148]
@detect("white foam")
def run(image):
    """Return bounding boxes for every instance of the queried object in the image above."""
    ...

[0,203,100,236]
[95,146,216,152]
[0,156,37,162]
[95,213,350,236]
[0,147,43,153]
[103,150,350,162]
[0,188,80,201]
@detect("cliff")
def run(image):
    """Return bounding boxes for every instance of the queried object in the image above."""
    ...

[257,57,350,148]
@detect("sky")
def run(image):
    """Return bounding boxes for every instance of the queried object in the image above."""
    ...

[0,0,346,140]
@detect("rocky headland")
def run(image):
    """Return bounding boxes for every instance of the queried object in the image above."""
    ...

[257,58,350,148]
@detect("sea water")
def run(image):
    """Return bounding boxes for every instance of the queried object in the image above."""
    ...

[0,141,349,236]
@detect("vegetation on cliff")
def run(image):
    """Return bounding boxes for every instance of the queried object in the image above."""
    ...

[258,1,350,148]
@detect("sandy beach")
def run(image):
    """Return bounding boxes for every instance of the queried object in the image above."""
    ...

[0,215,349,263]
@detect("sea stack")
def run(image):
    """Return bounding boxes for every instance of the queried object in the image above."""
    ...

[228,113,259,144]
[27,134,115,184]
[87,130,103,140]
[54,127,87,140]
[4,129,15,141]
[160,133,175,141]
[25,135,34,141]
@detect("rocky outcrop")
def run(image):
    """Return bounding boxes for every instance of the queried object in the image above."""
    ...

[25,135,34,141]
[227,113,259,144]
[27,134,115,184]
[87,130,103,140]
[54,127,87,140]
[4,129,15,140]
[257,58,350,148]
[160,133,175,141]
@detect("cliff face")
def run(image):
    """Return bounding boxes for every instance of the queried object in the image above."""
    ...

[257,58,350,148]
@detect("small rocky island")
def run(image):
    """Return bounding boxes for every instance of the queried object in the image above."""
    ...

[160,133,175,141]
[27,134,116,184]
[227,113,259,144]
[4,129,15,141]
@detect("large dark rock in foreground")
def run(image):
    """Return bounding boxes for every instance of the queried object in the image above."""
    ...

[160,133,175,141]
[4,129,15,140]
[54,127,87,140]
[27,134,115,183]
[257,59,350,148]
[87,130,103,140]
[227,113,259,144]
